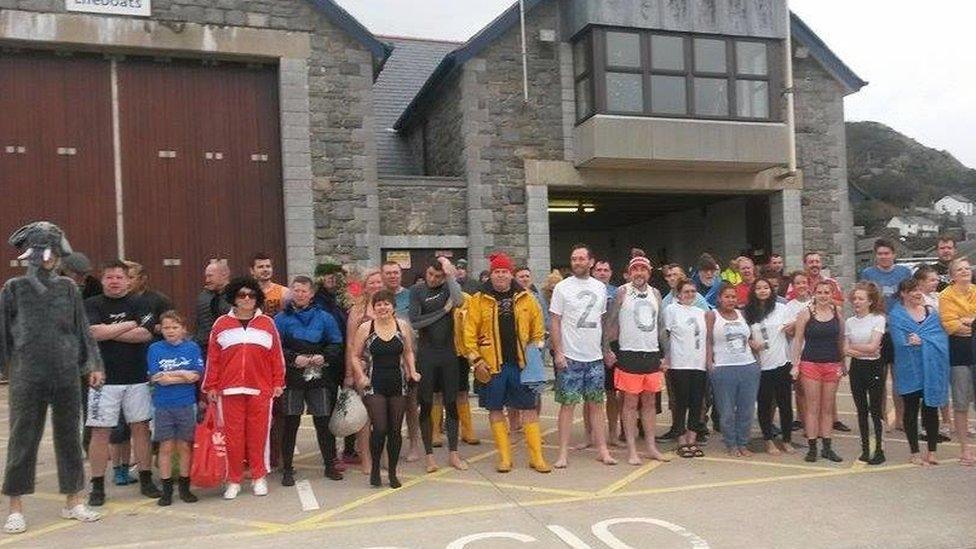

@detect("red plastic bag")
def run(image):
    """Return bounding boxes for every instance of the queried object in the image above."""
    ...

[190,404,227,489]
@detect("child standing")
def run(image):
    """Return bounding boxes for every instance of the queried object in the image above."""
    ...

[147,311,204,506]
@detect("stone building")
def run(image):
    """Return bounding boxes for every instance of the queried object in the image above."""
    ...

[0,0,865,308]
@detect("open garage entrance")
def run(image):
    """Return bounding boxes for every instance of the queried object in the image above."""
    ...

[548,190,771,278]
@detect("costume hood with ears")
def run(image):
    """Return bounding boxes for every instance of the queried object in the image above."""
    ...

[8,221,74,293]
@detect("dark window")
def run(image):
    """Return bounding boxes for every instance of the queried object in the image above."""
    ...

[572,28,780,123]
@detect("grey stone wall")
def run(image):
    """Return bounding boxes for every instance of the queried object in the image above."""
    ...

[377,181,468,235]
[793,55,856,286]
[461,0,566,270]
[420,71,465,177]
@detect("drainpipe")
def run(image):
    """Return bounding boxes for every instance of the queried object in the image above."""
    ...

[784,3,797,175]
[519,0,529,103]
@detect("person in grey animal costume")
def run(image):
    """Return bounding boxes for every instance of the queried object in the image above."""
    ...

[0,222,104,534]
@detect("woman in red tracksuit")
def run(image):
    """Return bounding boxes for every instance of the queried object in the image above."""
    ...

[203,277,285,500]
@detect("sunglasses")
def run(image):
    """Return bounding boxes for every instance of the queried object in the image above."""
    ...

[236,291,257,300]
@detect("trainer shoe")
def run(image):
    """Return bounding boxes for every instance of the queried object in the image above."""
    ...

[60,504,102,523]
[253,477,269,496]
[223,483,241,500]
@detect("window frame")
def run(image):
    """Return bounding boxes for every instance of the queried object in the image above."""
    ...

[572,26,782,125]
[572,33,595,123]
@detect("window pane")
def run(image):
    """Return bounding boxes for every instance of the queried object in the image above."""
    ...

[736,80,768,118]
[694,78,728,116]
[694,38,726,73]
[575,77,592,119]
[650,75,686,114]
[606,31,641,68]
[573,39,588,77]
[736,42,767,75]
[651,35,684,71]
[605,72,644,113]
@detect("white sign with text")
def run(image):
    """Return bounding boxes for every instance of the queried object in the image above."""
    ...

[65,0,151,17]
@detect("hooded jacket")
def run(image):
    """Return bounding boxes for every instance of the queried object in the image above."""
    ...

[274,302,343,389]
[462,281,544,374]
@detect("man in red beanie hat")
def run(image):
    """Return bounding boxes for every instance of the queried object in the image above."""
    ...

[462,252,550,473]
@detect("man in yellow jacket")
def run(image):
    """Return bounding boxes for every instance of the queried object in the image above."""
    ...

[463,252,550,473]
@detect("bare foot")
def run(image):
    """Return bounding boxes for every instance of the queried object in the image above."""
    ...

[597,453,618,466]
[727,447,742,458]
[925,453,939,466]
[608,438,624,449]
[644,449,672,462]
[553,457,568,469]
[628,454,642,466]
[405,447,421,463]
[449,453,469,471]
[909,454,927,467]
[739,447,753,457]
[780,441,796,454]
[425,455,439,474]
[766,441,781,455]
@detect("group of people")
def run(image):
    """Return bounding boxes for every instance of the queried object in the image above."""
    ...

[3,219,975,534]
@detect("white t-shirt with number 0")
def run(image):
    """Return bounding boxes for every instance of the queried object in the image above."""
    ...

[549,276,607,362]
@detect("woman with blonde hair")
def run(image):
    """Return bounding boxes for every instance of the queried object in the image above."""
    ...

[938,257,976,466]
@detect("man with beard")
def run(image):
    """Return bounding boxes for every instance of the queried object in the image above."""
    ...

[551,244,616,468]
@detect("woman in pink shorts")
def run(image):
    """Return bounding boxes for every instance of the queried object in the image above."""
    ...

[791,281,845,463]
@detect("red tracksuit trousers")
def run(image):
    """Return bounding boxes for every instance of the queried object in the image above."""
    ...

[219,393,273,483]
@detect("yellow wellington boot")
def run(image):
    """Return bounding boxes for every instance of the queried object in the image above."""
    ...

[431,403,444,448]
[490,421,513,472]
[524,422,552,473]
[457,399,481,445]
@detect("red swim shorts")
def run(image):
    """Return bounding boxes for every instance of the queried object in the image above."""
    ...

[614,369,664,395]
[798,361,843,383]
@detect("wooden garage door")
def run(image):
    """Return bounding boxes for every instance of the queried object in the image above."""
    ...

[0,53,117,283]
[118,59,285,320]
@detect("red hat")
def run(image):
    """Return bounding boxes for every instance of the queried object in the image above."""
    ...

[628,256,652,272]
[488,252,514,273]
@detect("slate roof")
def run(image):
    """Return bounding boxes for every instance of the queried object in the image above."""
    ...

[373,36,461,176]
[941,194,973,204]
[392,1,867,131]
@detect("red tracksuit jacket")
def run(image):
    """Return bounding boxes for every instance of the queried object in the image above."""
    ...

[203,311,285,396]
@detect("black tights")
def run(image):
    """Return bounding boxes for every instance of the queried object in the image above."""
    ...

[903,391,939,454]
[850,358,884,451]
[281,415,334,470]
[420,395,459,454]
[365,393,406,481]
[758,363,793,442]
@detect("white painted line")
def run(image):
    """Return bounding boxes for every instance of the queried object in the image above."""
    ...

[548,524,593,548]
[295,479,320,512]
[593,518,710,549]
[447,532,537,549]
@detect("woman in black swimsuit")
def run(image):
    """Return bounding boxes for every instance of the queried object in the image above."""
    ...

[349,290,421,488]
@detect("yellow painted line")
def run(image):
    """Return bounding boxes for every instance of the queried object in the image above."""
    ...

[697,456,830,472]
[131,506,285,530]
[0,517,82,546]
[399,473,591,498]
[0,494,159,546]
[596,459,666,496]
[851,459,867,471]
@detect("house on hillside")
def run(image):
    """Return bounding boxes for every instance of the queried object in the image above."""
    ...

[887,216,939,237]
[935,195,974,216]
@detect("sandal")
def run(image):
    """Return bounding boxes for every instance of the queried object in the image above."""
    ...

[691,445,705,457]
[3,513,26,535]
[677,445,696,458]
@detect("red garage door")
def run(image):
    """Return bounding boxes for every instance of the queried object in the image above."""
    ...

[0,53,117,282]
[1,52,286,321]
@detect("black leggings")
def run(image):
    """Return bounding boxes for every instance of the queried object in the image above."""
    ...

[758,363,793,442]
[418,356,459,454]
[365,393,406,477]
[281,415,334,471]
[903,391,939,453]
[669,369,706,436]
[850,358,885,450]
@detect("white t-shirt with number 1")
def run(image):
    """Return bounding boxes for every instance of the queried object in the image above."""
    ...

[549,276,607,362]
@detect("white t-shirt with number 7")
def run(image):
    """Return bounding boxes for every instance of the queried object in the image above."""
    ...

[549,276,607,362]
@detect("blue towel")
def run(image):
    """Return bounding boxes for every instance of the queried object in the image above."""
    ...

[521,344,547,394]
[888,303,950,407]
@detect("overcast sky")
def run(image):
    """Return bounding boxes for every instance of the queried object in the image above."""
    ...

[338,0,976,169]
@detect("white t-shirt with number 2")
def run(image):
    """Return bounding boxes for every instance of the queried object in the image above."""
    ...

[550,276,607,362]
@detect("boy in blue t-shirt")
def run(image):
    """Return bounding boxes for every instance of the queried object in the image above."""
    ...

[146,311,204,506]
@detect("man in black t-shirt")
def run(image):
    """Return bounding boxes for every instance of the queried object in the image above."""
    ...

[84,260,161,506]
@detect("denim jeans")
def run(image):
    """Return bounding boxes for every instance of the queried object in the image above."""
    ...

[709,363,761,448]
